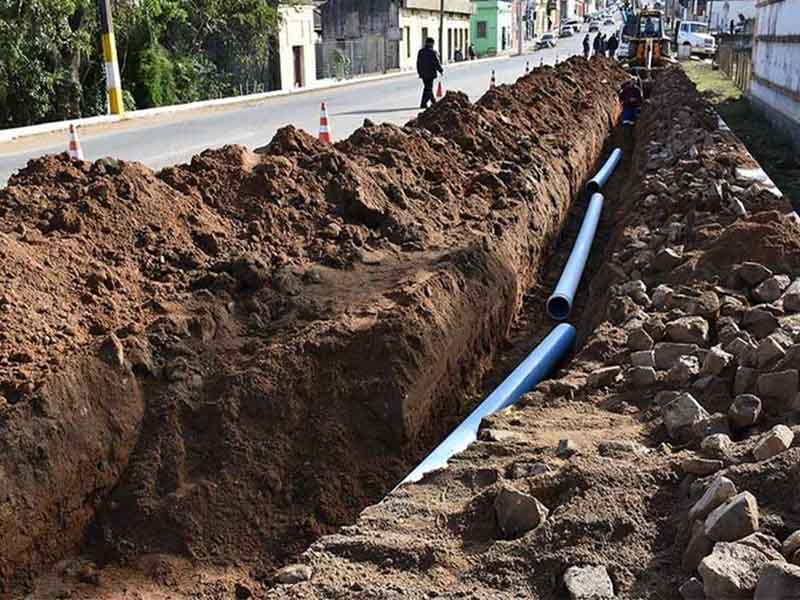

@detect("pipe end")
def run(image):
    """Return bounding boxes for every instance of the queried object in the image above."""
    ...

[546,295,572,321]
[586,180,601,195]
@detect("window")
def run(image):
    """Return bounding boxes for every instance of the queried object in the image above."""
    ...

[405,26,411,57]
[477,21,488,39]
[422,27,429,44]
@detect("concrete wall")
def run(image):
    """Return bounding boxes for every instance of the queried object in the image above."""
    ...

[750,0,800,157]
[708,1,757,32]
[400,9,472,69]
[279,5,317,89]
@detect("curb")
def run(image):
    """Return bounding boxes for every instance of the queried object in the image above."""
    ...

[0,52,528,145]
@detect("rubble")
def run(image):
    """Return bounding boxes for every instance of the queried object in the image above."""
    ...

[752,425,794,461]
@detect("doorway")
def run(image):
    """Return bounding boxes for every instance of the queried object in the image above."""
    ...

[293,46,305,87]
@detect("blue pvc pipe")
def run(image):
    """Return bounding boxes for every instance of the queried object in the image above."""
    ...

[586,148,623,193]
[400,323,576,485]
[546,192,605,321]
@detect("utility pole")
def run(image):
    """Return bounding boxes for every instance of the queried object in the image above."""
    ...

[518,1,524,55]
[97,0,125,115]
[439,0,445,64]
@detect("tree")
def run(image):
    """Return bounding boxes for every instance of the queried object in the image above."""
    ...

[0,0,284,128]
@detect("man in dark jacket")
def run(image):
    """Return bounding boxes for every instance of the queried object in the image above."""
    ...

[417,37,443,109]
[583,34,591,58]
[593,32,602,55]
[607,33,619,59]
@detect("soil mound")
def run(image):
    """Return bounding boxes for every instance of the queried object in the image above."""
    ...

[1,57,627,595]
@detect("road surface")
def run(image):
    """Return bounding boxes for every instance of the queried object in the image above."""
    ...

[0,25,619,187]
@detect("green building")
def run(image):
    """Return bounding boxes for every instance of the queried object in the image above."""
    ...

[471,0,515,57]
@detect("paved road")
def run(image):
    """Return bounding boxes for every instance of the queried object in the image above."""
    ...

[0,24,619,187]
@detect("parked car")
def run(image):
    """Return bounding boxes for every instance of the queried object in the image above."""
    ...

[589,20,601,32]
[603,18,615,26]
[559,25,574,38]
[677,20,717,56]
[567,18,582,32]
[536,32,557,49]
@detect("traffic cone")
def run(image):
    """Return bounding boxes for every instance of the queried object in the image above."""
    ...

[525,61,530,74]
[319,102,332,144]
[490,70,496,88]
[68,124,84,160]
[540,57,544,67]
[436,80,444,99]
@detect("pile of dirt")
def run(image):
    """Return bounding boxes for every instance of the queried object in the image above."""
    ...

[0,57,627,595]
[260,68,800,599]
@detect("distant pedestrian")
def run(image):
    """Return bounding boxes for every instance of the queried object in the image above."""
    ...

[607,34,619,59]
[468,44,476,60]
[417,37,444,109]
[583,34,591,58]
[593,32,602,55]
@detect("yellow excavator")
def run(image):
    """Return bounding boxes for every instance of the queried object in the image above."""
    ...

[621,6,675,94]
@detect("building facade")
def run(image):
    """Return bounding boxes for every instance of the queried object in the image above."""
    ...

[472,1,515,56]
[749,0,800,156]
[319,0,472,76]
[399,0,474,68]
[707,0,757,32]
[278,4,318,89]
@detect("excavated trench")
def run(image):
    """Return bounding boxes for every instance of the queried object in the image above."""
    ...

[0,59,631,596]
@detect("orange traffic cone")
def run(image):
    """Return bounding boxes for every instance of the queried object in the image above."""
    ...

[436,80,444,99]
[68,124,84,160]
[490,70,496,88]
[319,102,332,144]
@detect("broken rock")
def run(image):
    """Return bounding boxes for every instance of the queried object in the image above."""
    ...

[629,366,657,388]
[757,370,799,403]
[753,425,794,461]
[701,346,733,376]
[754,562,800,600]
[663,393,711,441]
[753,275,791,304]
[704,492,760,542]
[587,366,622,388]
[563,565,614,600]
[655,342,700,370]
[782,278,800,313]
[628,328,655,351]
[756,335,787,368]
[738,262,773,287]
[699,541,771,599]
[667,316,710,345]
[728,394,762,429]
[494,484,549,539]
[276,564,312,584]
[679,577,706,600]
[689,476,737,523]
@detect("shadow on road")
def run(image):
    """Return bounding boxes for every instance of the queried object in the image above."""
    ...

[333,107,420,116]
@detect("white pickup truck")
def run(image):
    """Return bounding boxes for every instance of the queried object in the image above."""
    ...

[677,21,716,56]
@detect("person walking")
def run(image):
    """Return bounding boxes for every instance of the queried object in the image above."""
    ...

[607,33,619,59]
[593,32,602,56]
[583,34,591,59]
[417,37,444,109]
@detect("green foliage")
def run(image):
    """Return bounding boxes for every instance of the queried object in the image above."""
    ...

[136,44,177,106]
[0,0,283,128]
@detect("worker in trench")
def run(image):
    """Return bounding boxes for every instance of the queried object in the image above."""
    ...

[619,77,643,144]
[417,37,444,110]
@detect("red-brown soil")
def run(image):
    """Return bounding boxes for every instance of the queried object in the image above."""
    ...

[255,68,800,599]
[0,57,627,597]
